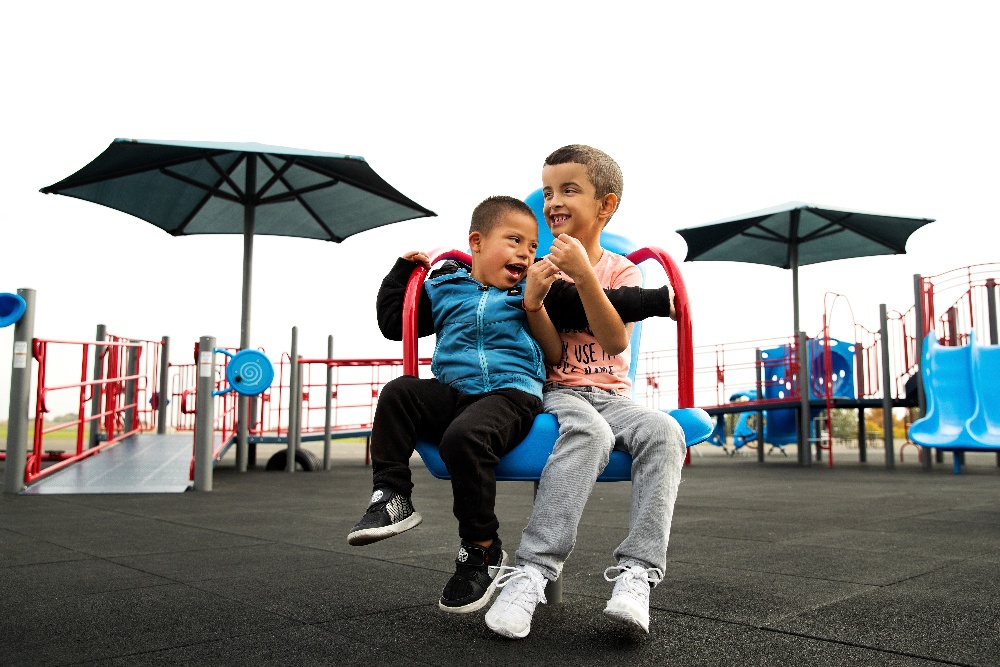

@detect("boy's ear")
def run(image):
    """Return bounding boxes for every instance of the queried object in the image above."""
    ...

[597,193,618,224]
[469,231,482,253]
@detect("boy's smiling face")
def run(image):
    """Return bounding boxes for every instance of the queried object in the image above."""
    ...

[541,161,611,247]
[469,210,539,289]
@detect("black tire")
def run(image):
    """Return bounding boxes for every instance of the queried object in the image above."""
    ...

[265,447,323,472]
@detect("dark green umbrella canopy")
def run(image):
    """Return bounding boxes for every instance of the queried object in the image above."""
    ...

[676,201,933,332]
[41,138,437,348]
[40,138,436,243]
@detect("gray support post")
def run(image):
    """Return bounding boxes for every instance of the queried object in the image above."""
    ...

[912,275,927,418]
[989,278,999,467]
[756,348,764,463]
[324,335,333,471]
[855,343,866,462]
[287,327,299,473]
[89,324,107,449]
[913,275,931,469]
[236,395,249,473]
[123,342,139,439]
[797,332,811,466]
[946,307,959,346]
[193,336,216,491]
[293,354,304,461]
[156,336,170,435]
[4,288,35,494]
[988,278,998,345]
[879,305,895,468]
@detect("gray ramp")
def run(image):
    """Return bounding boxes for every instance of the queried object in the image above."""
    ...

[23,434,195,494]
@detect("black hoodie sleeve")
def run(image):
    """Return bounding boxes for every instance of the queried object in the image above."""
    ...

[375,258,436,341]
[543,280,674,331]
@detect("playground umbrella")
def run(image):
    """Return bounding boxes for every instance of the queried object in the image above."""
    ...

[39,138,436,350]
[40,139,435,471]
[675,201,934,334]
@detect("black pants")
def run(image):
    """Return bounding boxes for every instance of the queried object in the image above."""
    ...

[370,375,542,542]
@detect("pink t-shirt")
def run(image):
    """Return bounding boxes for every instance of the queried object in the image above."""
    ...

[546,250,642,396]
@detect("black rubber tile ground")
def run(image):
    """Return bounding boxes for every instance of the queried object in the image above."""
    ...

[1,453,997,666]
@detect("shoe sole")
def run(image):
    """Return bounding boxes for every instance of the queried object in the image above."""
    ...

[438,550,508,614]
[603,604,649,633]
[347,512,422,546]
[485,606,532,639]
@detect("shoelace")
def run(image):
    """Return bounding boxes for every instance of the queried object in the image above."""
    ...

[603,564,664,596]
[493,566,548,608]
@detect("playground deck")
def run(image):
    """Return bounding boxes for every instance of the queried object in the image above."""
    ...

[1,452,997,666]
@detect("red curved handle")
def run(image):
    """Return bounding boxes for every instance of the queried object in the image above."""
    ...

[402,249,472,376]
[626,247,694,408]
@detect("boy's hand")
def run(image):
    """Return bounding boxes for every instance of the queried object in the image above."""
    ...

[401,250,431,269]
[524,258,560,310]
[548,234,594,282]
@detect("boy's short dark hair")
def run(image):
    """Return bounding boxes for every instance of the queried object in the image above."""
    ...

[544,145,624,219]
[470,195,536,235]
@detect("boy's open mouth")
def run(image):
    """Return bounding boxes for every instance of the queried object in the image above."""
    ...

[549,214,568,228]
[505,264,526,280]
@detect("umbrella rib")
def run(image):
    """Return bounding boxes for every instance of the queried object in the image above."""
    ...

[161,168,243,204]
[258,179,340,204]
[798,222,846,243]
[805,210,909,250]
[255,155,296,201]
[299,161,430,213]
[174,190,215,234]
[741,227,789,242]
[266,167,340,239]
[41,151,228,192]
[204,154,246,200]
[174,153,247,234]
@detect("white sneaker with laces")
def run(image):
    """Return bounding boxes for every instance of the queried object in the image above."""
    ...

[484,564,548,639]
[602,564,663,633]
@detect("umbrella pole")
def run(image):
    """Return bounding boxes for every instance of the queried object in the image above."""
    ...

[789,225,810,465]
[236,156,256,473]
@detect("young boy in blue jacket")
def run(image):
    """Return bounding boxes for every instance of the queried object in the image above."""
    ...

[348,195,673,615]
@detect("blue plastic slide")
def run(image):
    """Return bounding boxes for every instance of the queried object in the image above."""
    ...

[908,330,1000,472]
[967,336,1000,445]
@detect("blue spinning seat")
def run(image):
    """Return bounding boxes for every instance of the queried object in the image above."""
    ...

[399,242,712,483]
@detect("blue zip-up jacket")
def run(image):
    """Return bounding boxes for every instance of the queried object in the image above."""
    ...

[424,266,545,399]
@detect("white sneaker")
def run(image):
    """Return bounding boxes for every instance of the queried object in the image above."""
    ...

[484,564,548,639]
[602,564,663,633]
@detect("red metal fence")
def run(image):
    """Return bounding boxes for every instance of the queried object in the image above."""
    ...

[19,334,162,484]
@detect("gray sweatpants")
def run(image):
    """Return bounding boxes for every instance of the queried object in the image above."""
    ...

[515,385,686,584]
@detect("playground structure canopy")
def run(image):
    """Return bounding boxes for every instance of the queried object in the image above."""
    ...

[676,201,934,334]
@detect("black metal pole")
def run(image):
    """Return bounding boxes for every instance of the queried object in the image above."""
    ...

[237,154,256,473]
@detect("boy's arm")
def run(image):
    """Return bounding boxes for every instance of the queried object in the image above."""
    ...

[523,259,563,363]
[548,235,631,355]
[544,281,675,331]
[376,256,436,341]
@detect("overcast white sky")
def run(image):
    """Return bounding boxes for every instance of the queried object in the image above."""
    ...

[2,1,998,414]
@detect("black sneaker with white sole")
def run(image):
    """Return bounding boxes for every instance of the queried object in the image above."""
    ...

[439,538,507,614]
[347,487,422,546]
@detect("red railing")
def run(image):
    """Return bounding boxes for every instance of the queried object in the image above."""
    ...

[289,357,433,439]
[21,335,162,484]
[919,263,999,345]
[166,349,430,447]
